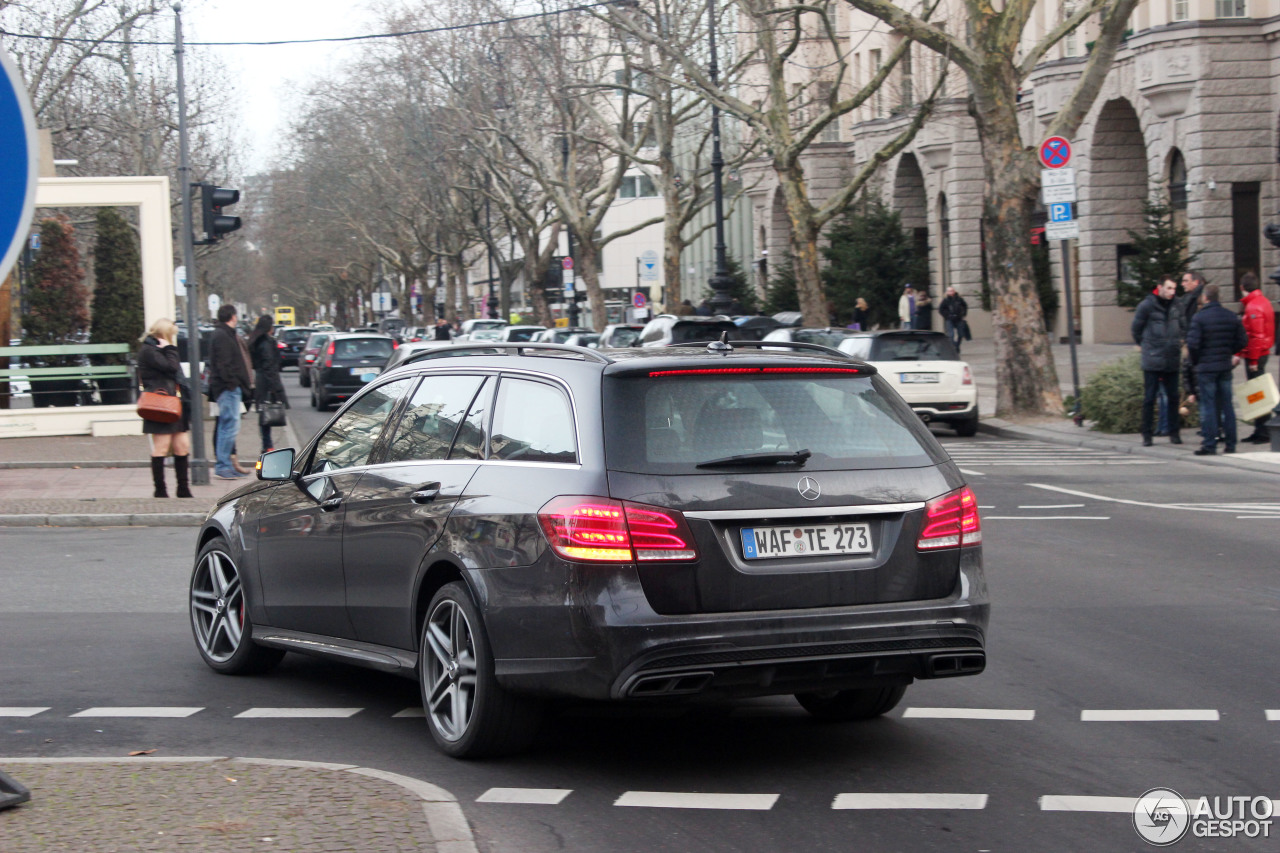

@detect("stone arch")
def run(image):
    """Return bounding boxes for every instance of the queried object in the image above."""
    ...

[1166,147,1187,228]
[893,154,932,296]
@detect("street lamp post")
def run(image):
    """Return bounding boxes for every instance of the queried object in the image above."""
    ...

[485,188,498,320]
[705,0,734,317]
[560,134,580,328]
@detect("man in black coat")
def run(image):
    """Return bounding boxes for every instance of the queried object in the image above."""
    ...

[1131,276,1185,446]
[207,304,254,478]
[939,287,968,352]
[1186,283,1248,455]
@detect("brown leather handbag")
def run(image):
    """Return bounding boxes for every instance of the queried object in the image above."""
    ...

[136,389,182,423]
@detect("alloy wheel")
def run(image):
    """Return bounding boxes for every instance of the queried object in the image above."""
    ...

[190,548,245,663]
[424,598,478,741]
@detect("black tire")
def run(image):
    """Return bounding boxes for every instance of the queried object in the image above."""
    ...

[794,685,907,721]
[954,408,979,437]
[419,581,541,758]
[189,537,285,675]
[299,368,310,388]
[315,384,330,411]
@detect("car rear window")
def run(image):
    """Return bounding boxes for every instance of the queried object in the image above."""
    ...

[506,328,542,342]
[869,334,958,361]
[671,322,736,345]
[603,371,944,473]
[335,338,394,359]
[280,330,309,342]
[790,329,856,348]
[610,328,642,347]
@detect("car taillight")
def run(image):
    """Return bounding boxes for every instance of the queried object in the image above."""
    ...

[392,340,399,349]
[324,341,335,368]
[538,496,698,563]
[917,486,981,550]
[962,365,973,385]
[277,341,287,349]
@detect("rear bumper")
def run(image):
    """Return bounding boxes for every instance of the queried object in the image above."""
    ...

[483,548,988,701]
[908,399,977,423]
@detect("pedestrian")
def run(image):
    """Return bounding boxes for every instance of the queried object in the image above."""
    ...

[695,298,713,316]
[1131,275,1185,446]
[914,288,933,331]
[433,317,452,341]
[1181,270,1206,327]
[1236,272,1275,443]
[675,299,696,317]
[849,297,870,331]
[207,304,254,479]
[939,287,969,351]
[1186,283,1248,455]
[898,285,916,330]
[248,315,289,454]
[138,318,193,498]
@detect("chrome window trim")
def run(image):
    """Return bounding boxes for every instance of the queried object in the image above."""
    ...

[684,501,925,521]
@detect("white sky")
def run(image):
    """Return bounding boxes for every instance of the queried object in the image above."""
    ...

[185,0,383,175]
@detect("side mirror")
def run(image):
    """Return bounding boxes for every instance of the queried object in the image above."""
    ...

[257,448,296,481]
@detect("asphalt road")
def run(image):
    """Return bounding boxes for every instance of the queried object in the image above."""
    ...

[3,432,1279,852]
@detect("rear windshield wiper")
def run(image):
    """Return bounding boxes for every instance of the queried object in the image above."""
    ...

[696,449,812,469]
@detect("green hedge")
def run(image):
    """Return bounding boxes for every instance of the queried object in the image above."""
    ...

[1080,352,1199,433]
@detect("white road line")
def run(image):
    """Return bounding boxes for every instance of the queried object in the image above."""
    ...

[477,788,573,805]
[1237,515,1280,519]
[957,468,986,476]
[1040,796,1137,813]
[70,707,203,718]
[977,505,995,509]
[1081,709,1219,722]
[903,707,1035,721]
[1029,483,1275,514]
[832,794,988,810]
[983,516,1110,520]
[392,707,425,718]
[615,792,778,810]
[1266,710,1280,721]
[234,708,363,719]
[0,707,49,717]
[1017,504,1085,509]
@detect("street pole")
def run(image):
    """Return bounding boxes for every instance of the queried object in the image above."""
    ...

[174,4,208,485]
[485,183,498,320]
[1061,239,1082,425]
[561,134,579,327]
[706,0,734,317]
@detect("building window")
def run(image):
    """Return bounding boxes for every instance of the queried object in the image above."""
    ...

[1063,2,1080,58]
[1215,0,1247,17]
[1171,0,1189,21]
[817,82,839,142]
[619,174,658,199]
[870,50,883,117]
[632,122,657,149]
[1168,149,1187,230]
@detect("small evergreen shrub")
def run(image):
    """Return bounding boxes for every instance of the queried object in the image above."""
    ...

[1081,352,1199,433]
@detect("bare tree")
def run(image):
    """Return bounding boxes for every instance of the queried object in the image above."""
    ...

[844,0,1140,416]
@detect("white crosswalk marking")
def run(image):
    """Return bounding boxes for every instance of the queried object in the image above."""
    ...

[615,791,779,810]
[70,707,203,718]
[478,788,573,805]
[0,707,49,717]
[942,439,1160,467]
[234,708,363,719]
[1082,709,1219,721]
[1040,795,1137,812]
[832,793,989,810]
[903,707,1036,721]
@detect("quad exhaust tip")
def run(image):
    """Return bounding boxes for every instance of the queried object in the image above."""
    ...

[627,671,715,697]
[925,652,986,678]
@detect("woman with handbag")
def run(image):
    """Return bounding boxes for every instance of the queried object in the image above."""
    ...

[138,318,193,498]
[249,315,289,452]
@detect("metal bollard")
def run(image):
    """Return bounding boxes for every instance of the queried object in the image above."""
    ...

[0,767,31,809]
[1267,413,1280,453]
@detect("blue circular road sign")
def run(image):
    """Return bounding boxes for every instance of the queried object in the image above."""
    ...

[0,47,38,285]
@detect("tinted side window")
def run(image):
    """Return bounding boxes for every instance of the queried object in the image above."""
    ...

[385,375,486,463]
[309,379,413,474]
[489,378,577,463]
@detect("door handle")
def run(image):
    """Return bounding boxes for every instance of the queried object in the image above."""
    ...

[410,482,442,504]
[319,496,342,511]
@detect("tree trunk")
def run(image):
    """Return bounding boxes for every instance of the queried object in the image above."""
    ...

[662,208,684,311]
[445,256,461,324]
[974,89,1064,417]
[576,241,606,332]
[777,161,827,326]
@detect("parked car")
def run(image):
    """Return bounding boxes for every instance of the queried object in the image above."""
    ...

[297,332,333,388]
[402,327,431,343]
[459,319,509,338]
[467,329,504,342]
[562,332,601,349]
[498,325,547,342]
[533,326,593,344]
[276,326,312,368]
[638,315,737,347]
[189,339,989,758]
[838,330,978,436]
[733,315,785,341]
[761,326,862,350]
[309,333,398,410]
[598,323,644,349]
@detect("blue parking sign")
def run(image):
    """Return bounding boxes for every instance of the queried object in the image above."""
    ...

[0,48,38,285]
[1049,202,1073,223]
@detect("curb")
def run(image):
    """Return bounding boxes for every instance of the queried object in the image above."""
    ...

[976,418,1280,476]
[0,513,205,527]
[0,756,478,853]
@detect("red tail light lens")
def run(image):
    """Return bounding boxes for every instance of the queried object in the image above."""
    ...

[538,496,698,563]
[962,365,973,385]
[917,486,981,550]
[324,341,335,368]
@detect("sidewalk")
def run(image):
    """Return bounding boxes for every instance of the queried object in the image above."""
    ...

[0,756,476,852]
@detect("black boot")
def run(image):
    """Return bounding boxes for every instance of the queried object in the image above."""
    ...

[150,456,168,498]
[174,454,193,498]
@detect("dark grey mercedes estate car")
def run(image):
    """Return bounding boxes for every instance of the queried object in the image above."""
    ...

[189,340,989,757]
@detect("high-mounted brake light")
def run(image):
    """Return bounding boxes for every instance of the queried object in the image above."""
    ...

[649,366,861,378]
[917,486,982,550]
[538,496,699,563]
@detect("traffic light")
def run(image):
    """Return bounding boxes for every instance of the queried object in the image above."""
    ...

[197,182,241,244]
[544,263,563,291]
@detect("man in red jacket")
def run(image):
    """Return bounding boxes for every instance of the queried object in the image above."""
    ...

[1237,272,1276,443]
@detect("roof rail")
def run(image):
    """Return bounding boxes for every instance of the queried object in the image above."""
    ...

[667,338,851,358]
[401,341,614,367]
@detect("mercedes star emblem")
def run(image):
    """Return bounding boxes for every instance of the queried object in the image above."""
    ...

[797,477,821,501]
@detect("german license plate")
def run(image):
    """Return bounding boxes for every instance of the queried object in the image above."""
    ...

[351,367,380,379]
[900,372,939,383]
[741,522,872,559]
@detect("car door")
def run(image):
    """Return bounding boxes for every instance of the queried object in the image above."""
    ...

[341,372,493,649]
[255,378,414,638]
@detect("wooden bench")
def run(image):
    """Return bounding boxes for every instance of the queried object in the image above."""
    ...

[0,344,135,406]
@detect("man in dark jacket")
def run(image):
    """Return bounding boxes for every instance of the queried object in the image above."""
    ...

[1186,283,1248,455]
[939,287,969,352]
[207,304,254,479]
[1132,276,1185,445]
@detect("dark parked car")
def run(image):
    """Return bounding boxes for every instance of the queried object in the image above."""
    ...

[189,340,989,758]
[308,333,397,410]
[638,315,738,347]
[276,326,312,368]
[598,323,644,349]
[761,326,861,349]
[297,332,333,387]
[533,326,594,344]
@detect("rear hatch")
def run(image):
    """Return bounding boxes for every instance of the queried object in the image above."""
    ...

[602,359,964,615]
[328,337,395,385]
